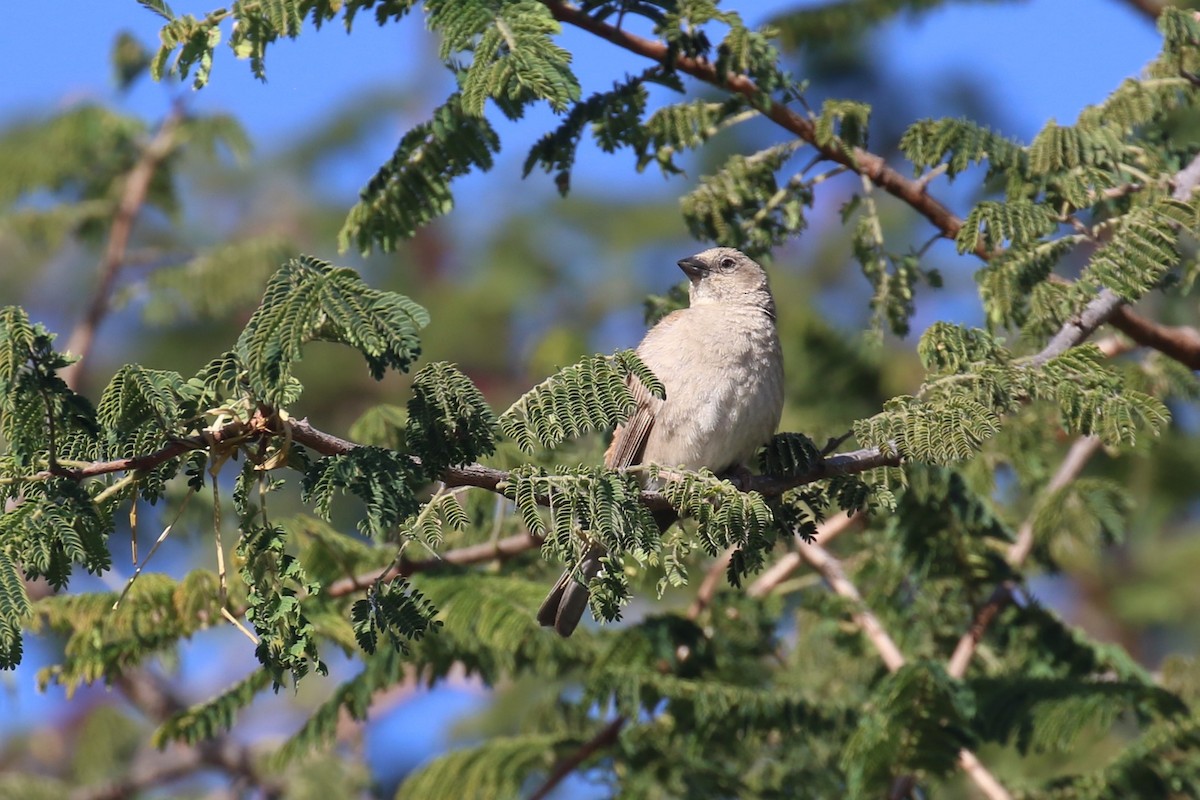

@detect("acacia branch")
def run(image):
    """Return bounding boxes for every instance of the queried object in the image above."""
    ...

[1109,307,1200,369]
[946,435,1103,679]
[324,531,542,598]
[528,716,626,800]
[547,1,1200,374]
[541,0,976,253]
[60,104,184,391]
[796,536,1011,800]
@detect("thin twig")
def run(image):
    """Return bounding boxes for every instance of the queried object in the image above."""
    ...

[325,531,543,598]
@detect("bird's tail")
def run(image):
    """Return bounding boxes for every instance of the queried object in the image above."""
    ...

[537,509,676,637]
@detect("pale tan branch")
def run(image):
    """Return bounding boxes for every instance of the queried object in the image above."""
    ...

[686,546,735,620]
[796,536,1011,799]
[946,435,1103,679]
[747,511,858,598]
[61,104,185,391]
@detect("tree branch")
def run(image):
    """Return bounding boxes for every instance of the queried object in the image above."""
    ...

[746,511,858,598]
[528,716,626,800]
[1108,306,1200,369]
[946,435,1103,679]
[324,531,542,598]
[546,1,1200,376]
[541,1,977,253]
[60,104,185,391]
[795,536,1011,800]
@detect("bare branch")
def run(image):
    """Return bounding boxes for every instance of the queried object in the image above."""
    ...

[1109,307,1200,369]
[796,536,1011,799]
[747,511,859,598]
[529,716,626,800]
[946,435,1103,679]
[686,546,735,620]
[324,531,541,598]
[60,105,185,391]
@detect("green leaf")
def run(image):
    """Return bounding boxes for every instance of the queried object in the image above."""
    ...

[235,255,429,407]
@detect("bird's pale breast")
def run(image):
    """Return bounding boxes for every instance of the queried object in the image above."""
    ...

[637,304,783,474]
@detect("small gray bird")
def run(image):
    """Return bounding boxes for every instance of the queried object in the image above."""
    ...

[537,247,785,636]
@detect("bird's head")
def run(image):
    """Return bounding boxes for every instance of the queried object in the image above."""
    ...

[676,247,774,312]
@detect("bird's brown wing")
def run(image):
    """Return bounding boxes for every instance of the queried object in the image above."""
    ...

[604,310,678,470]
[604,374,661,470]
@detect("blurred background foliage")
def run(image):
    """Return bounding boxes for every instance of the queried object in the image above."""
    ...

[2,1,1200,798]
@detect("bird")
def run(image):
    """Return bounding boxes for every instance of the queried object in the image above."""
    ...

[537,246,784,637]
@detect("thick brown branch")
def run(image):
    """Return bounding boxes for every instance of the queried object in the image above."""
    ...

[546,1,1200,375]
[60,105,184,391]
[1109,307,1200,369]
[542,1,976,253]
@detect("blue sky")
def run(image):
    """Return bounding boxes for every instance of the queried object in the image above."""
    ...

[0,0,1172,793]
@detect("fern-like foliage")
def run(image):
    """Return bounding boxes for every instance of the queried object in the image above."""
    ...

[814,99,871,153]
[977,235,1085,328]
[2,478,111,598]
[140,235,296,324]
[235,255,429,406]
[405,361,497,479]
[235,466,327,688]
[31,570,219,694]
[339,94,500,252]
[1084,197,1195,301]
[0,552,31,669]
[153,668,273,747]
[657,467,777,584]
[427,0,580,116]
[681,142,810,258]
[523,73,654,193]
[1027,346,1170,446]
[972,676,1185,755]
[395,733,559,800]
[0,307,99,470]
[899,117,1026,181]
[351,577,441,655]
[0,105,147,210]
[1037,713,1200,799]
[758,432,823,479]
[504,464,658,621]
[955,199,1058,255]
[302,446,422,539]
[498,349,662,454]
[95,364,190,499]
[841,661,976,797]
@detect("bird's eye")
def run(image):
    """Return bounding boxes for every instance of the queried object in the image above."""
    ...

[720,257,735,271]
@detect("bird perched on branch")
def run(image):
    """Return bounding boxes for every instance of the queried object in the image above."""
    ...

[537,247,785,636]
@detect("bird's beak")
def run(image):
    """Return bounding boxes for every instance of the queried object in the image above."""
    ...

[677,256,708,278]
